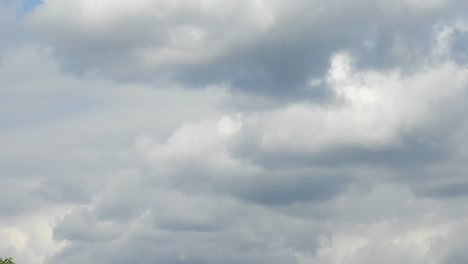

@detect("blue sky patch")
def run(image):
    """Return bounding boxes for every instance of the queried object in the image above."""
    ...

[17,0,43,14]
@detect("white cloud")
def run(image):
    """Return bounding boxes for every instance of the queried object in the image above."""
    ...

[232,52,467,155]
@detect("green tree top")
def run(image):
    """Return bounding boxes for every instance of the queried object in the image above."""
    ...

[0,258,15,264]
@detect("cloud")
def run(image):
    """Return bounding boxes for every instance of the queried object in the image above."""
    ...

[25,0,468,96]
[2,1,468,264]
[230,52,467,171]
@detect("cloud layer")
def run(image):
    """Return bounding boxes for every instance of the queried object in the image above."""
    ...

[1,0,468,263]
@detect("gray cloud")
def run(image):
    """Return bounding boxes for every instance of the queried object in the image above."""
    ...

[417,181,468,199]
[0,179,48,217]
[2,1,468,264]
[53,208,122,243]
[26,0,468,97]
[226,172,351,206]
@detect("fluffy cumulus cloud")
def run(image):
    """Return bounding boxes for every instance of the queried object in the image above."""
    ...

[2,0,468,263]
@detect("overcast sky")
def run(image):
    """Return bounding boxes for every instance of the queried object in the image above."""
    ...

[1,0,468,263]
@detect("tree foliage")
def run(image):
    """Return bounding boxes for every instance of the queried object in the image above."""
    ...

[0,258,15,264]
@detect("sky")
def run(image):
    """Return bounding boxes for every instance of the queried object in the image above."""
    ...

[1,0,468,263]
